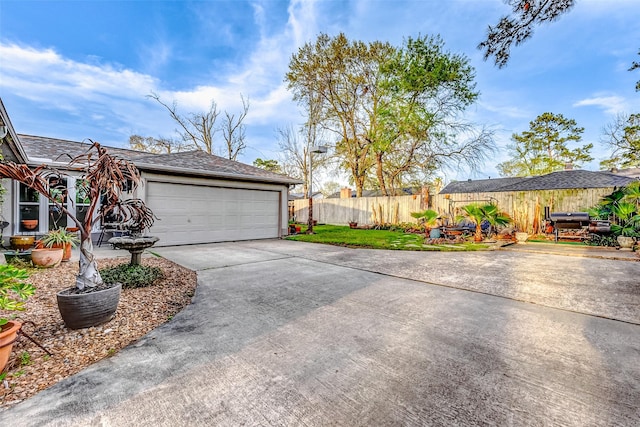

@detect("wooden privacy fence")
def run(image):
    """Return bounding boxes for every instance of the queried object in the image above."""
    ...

[292,195,425,226]
[292,187,616,233]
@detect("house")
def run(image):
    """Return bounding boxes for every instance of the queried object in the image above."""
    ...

[0,99,300,246]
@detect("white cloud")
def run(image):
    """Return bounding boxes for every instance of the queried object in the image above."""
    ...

[573,95,628,115]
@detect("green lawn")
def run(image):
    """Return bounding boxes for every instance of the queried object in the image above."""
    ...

[286,224,489,251]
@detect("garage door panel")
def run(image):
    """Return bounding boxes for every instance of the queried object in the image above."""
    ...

[146,182,280,246]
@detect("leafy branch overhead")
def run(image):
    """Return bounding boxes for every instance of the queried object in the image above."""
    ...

[479,0,576,68]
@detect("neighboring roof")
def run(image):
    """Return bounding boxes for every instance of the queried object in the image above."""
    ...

[17,134,300,186]
[440,170,637,194]
[440,177,528,194]
[326,188,419,198]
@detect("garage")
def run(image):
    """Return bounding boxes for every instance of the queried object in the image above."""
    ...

[146,181,281,246]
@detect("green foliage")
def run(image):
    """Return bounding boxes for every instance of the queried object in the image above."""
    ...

[584,234,618,247]
[0,264,35,325]
[286,32,485,196]
[456,203,511,240]
[19,351,31,366]
[40,228,80,248]
[252,158,282,173]
[410,209,439,227]
[479,0,576,68]
[610,202,640,237]
[497,112,592,177]
[590,183,640,239]
[99,264,164,289]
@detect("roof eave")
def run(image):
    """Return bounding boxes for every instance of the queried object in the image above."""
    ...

[134,161,302,186]
[0,99,29,162]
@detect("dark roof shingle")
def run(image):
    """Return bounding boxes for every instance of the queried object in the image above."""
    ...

[17,134,300,185]
[441,170,636,194]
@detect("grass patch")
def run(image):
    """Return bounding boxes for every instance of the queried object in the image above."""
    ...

[286,225,489,251]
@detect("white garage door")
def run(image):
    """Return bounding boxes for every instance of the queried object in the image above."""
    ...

[146,182,280,246]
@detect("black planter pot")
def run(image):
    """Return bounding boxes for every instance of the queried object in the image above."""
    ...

[56,283,122,329]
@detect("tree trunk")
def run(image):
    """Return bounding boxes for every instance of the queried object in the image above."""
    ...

[75,238,103,290]
[376,152,388,196]
[475,224,483,242]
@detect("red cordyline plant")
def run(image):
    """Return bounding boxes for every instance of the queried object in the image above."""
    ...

[0,141,155,290]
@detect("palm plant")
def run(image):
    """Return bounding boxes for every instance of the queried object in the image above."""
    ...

[481,203,512,237]
[410,209,439,228]
[610,202,640,237]
[0,141,155,291]
[457,203,511,241]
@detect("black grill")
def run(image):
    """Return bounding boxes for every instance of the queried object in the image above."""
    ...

[547,212,610,242]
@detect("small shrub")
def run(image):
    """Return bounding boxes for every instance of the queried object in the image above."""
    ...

[99,264,164,289]
[584,234,618,247]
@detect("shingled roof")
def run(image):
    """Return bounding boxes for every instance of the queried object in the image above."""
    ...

[133,150,299,184]
[440,177,529,194]
[19,134,148,163]
[17,134,300,185]
[441,170,636,194]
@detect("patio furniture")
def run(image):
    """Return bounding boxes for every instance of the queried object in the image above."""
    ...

[97,223,130,247]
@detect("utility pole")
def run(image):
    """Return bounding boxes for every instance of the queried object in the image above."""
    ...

[307,145,327,234]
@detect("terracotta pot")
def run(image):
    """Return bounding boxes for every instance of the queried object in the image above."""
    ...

[0,321,21,372]
[31,248,64,268]
[57,283,122,329]
[10,235,35,251]
[21,219,38,230]
[49,242,72,261]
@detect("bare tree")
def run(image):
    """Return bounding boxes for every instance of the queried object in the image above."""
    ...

[220,95,249,161]
[148,92,219,154]
[128,135,192,154]
[600,113,640,169]
[277,125,330,197]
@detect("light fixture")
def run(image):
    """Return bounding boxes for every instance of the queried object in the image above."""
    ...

[0,125,7,139]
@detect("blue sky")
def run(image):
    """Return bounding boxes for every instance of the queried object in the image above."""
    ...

[1,0,639,184]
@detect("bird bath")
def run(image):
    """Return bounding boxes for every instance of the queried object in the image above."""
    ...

[108,235,159,265]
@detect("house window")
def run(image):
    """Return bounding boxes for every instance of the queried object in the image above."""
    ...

[48,177,68,230]
[75,179,91,226]
[18,184,40,233]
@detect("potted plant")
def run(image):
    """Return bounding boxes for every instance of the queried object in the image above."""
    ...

[0,264,35,372]
[30,247,64,268]
[0,141,156,329]
[611,202,639,251]
[39,228,80,262]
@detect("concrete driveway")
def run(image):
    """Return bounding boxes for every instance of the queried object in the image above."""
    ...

[2,240,639,426]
